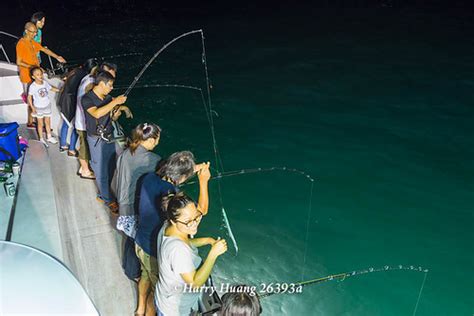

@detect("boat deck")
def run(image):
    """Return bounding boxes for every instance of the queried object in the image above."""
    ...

[1,126,136,315]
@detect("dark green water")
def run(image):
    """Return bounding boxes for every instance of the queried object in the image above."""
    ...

[31,7,474,315]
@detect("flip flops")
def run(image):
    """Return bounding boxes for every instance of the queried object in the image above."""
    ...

[96,196,119,216]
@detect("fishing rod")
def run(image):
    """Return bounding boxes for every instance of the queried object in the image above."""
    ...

[95,31,203,145]
[261,264,428,298]
[65,52,143,64]
[50,52,145,76]
[181,166,315,186]
[114,83,203,92]
[259,265,429,315]
[124,29,203,96]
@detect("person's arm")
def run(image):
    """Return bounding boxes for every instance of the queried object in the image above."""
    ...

[111,105,133,121]
[50,86,60,93]
[86,95,127,119]
[196,162,210,215]
[189,237,215,248]
[16,55,35,68]
[180,239,227,288]
[39,46,66,63]
[27,95,36,113]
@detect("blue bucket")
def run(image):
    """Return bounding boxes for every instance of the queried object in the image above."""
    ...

[0,123,21,162]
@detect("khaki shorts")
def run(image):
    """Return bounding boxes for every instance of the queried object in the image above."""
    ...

[135,244,158,286]
[77,130,90,160]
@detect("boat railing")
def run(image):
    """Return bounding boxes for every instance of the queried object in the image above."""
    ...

[0,31,19,64]
[0,44,11,63]
[0,30,55,73]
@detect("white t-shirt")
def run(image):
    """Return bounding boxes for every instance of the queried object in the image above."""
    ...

[74,74,94,131]
[156,223,202,316]
[28,81,52,109]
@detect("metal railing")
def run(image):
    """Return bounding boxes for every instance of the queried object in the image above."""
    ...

[0,31,19,64]
[1,30,55,74]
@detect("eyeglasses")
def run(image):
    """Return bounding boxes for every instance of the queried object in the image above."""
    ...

[26,29,37,34]
[175,211,203,228]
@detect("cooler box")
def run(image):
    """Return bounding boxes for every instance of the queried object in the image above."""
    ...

[0,122,21,162]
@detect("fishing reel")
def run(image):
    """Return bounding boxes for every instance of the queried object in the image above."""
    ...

[96,124,112,143]
[45,62,70,78]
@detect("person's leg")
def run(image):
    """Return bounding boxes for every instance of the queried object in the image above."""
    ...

[87,135,107,200]
[135,245,151,316]
[68,127,78,152]
[45,117,52,139]
[45,117,57,143]
[37,117,44,140]
[59,121,69,149]
[78,131,94,176]
[145,291,156,316]
[23,83,34,126]
[101,142,116,202]
[145,255,158,316]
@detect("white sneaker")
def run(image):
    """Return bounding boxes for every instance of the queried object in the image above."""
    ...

[40,138,49,147]
[47,136,58,144]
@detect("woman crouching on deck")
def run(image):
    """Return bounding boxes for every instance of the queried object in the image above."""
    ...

[156,192,227,316]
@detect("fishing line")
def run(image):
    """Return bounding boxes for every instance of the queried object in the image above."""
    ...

[123,30,203,97]
[412,271,428,316]
[260,264,429,315]
[198,31,237,255]
[181,165,315,261]
[65,52,143,64]
[112,83,214,133]
[182,166,315,186]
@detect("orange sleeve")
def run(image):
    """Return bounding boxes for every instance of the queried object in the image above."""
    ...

[16,40,25,61]
[32,41,43,54]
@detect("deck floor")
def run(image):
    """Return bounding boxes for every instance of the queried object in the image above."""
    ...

[48,143,136,315]
[10,125,137,315]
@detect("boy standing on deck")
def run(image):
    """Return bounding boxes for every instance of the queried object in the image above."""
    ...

[27,67,59,146]
[82,71,132,214]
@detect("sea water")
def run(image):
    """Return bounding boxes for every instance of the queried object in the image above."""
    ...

[40,6,474,315]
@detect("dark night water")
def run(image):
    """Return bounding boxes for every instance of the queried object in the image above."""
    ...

[5,5,473,315]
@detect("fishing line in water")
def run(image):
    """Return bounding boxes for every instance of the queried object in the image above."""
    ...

[117,29,238,253]
[182,166,314,264]
[198,31,237,255]
[260,264,429,315]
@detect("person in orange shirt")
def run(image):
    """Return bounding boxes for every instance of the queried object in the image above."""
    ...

[16,21,66,127]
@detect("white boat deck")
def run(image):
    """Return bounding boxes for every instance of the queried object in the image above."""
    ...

[2,127,136,315]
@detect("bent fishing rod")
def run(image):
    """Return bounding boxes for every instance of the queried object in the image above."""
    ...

[181,166,315,187]
[95,30,204,145]
[123,29,203,96]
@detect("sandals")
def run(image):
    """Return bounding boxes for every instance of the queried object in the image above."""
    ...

[96,196,119,216]
[77,167,95,180]
[80,172,95,180]
[106,201,119,216]
[67,150,78,157]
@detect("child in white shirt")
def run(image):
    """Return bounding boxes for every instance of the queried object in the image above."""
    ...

[27,67,59,146]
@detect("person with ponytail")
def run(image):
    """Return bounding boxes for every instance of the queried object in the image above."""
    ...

[114,122,162,238]
[155,192,227,316]
[134,151,210,316]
